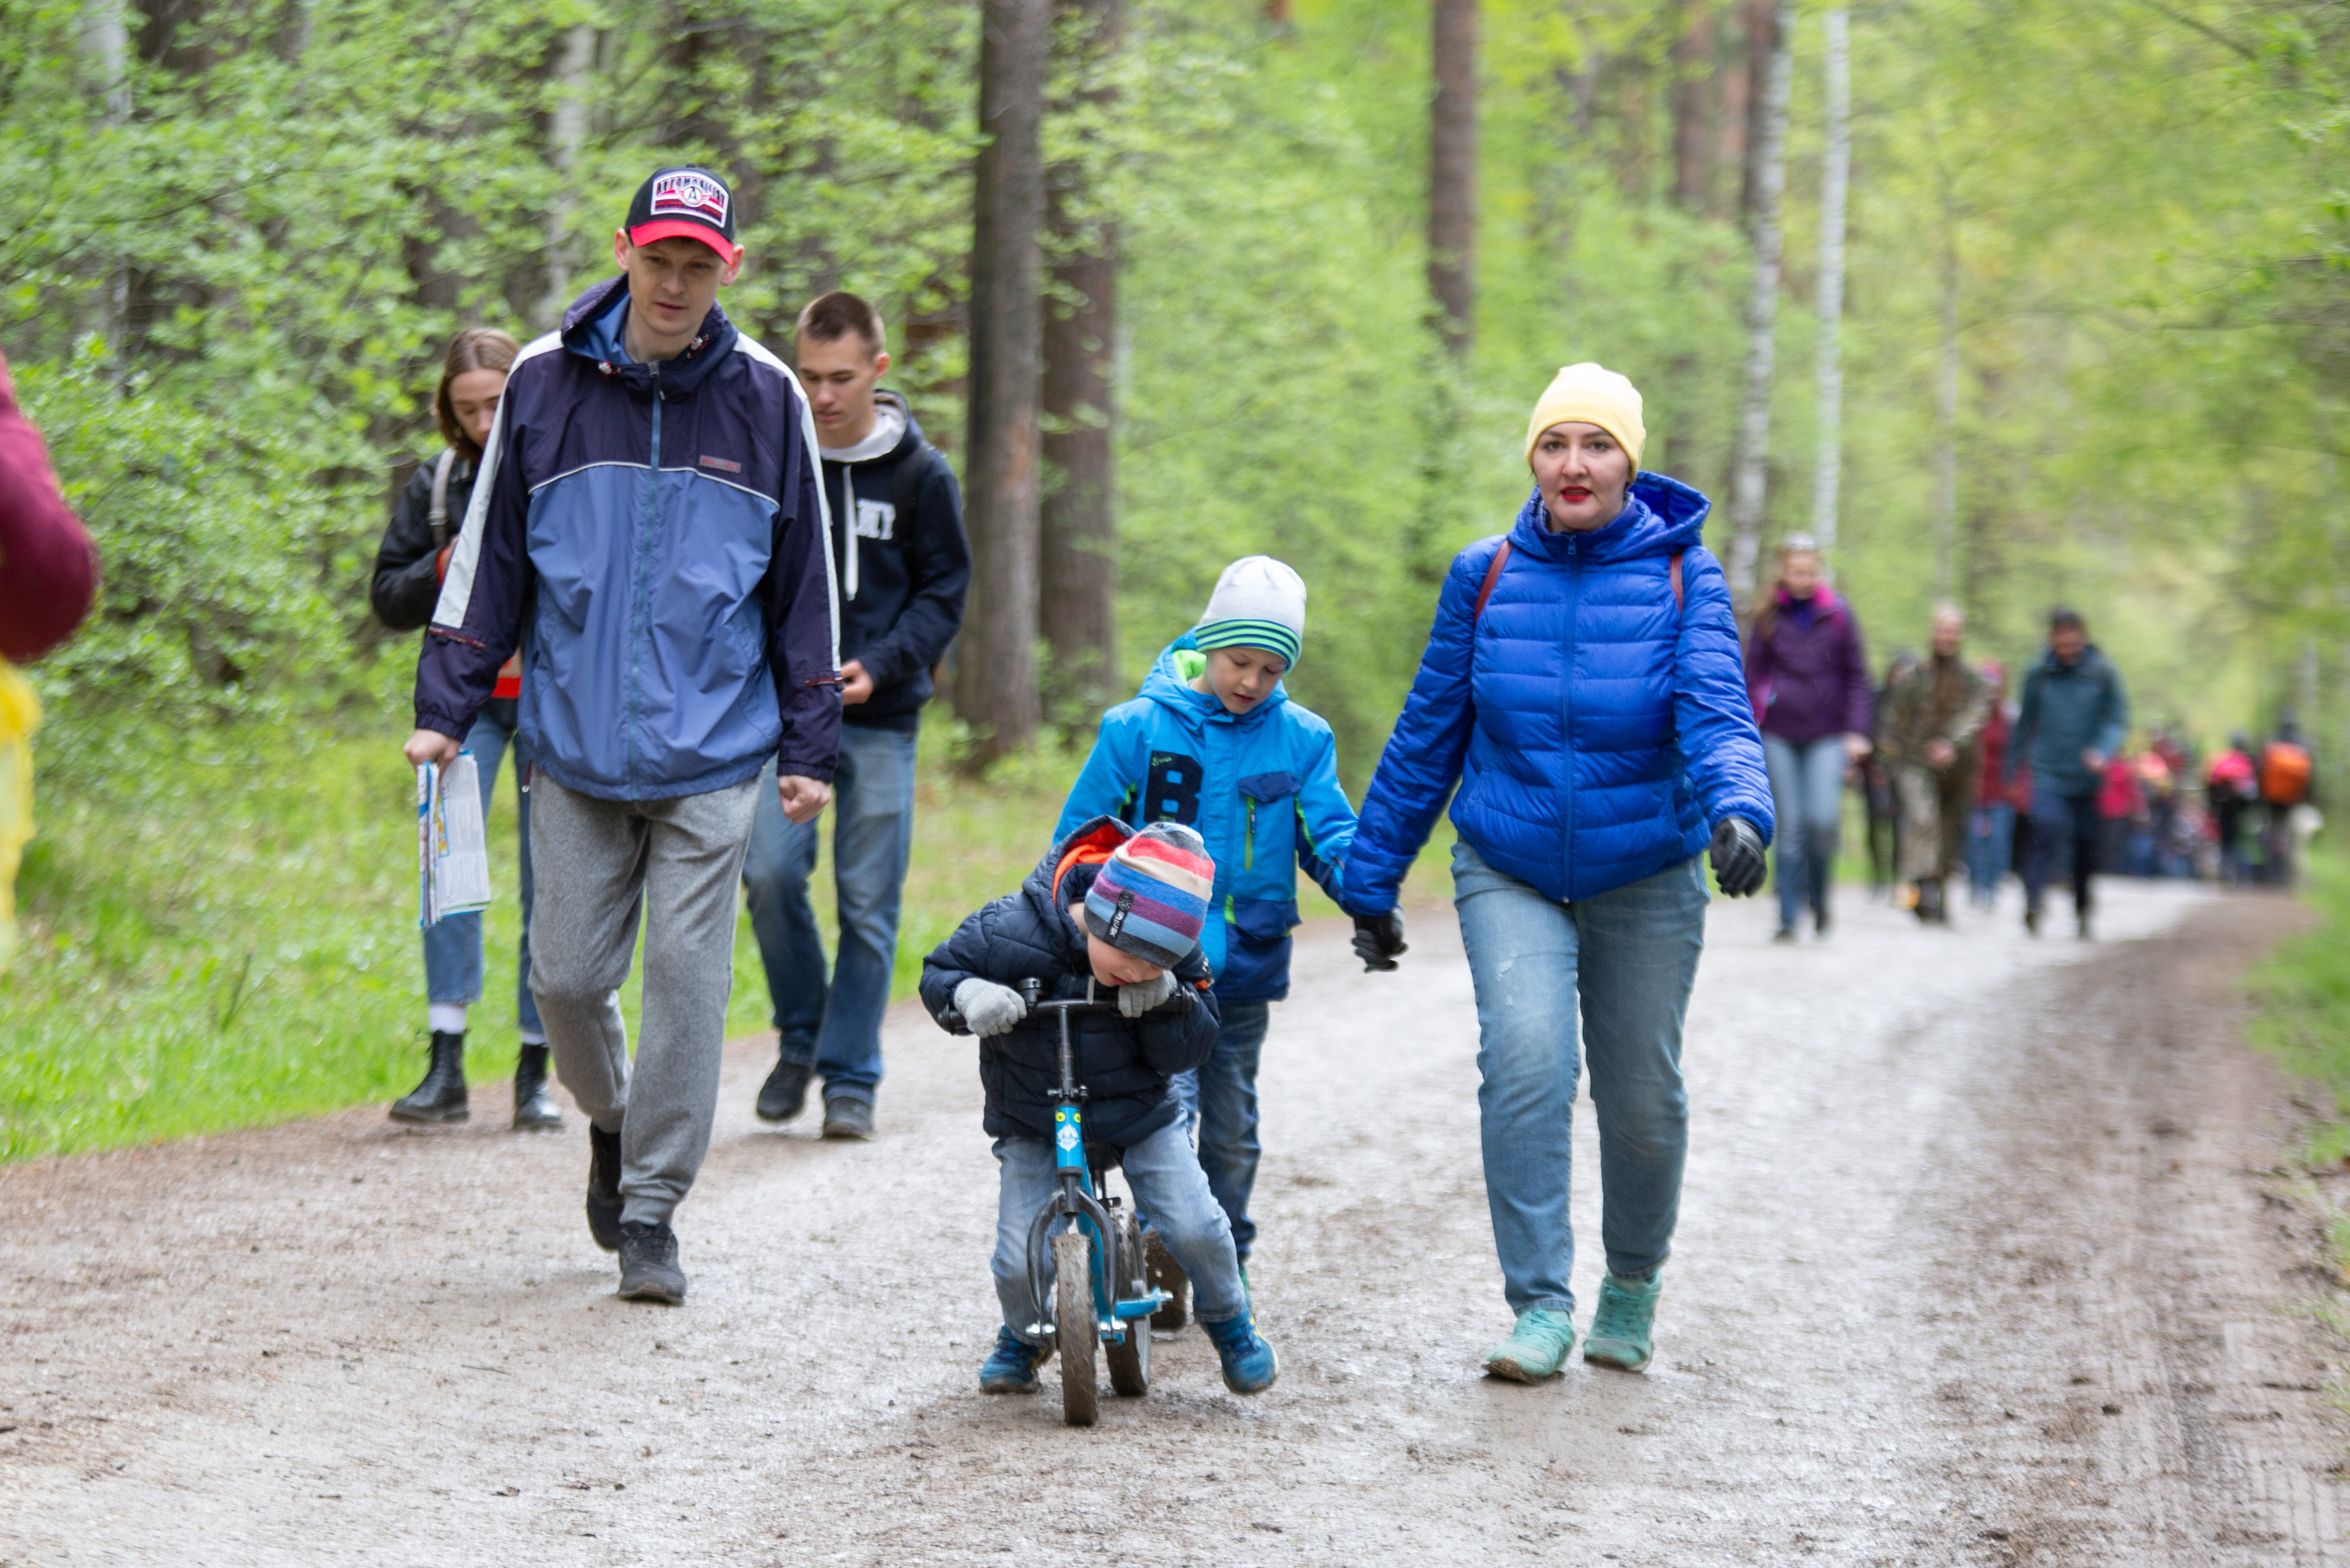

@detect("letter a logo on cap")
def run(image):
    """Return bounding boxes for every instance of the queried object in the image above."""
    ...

[650,170,728,227]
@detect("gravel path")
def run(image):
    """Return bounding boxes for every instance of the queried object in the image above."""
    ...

[2,881,2344,1565]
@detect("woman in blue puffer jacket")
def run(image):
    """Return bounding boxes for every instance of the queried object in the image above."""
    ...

[1344,362,1773,1383]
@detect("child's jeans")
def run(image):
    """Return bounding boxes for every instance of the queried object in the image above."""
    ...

[992,1120,1248,1346]
[1169,1000,1273,1263]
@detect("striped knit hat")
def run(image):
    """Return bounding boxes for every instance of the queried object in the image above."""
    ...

[1084,823,1216,969]
[1192,556,1306,670]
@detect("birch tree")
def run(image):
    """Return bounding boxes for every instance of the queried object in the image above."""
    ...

[1723,0,1794,603]
[1812,8,1849,552]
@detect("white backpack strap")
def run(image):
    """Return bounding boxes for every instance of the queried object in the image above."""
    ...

[427,448,457,549]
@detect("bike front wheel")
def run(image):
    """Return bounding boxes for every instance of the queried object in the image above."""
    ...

[1054,1230,1099,1427]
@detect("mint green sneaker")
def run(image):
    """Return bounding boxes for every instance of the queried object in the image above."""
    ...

[1482,1308,1577,1382]
[1583,1272,1661,1372]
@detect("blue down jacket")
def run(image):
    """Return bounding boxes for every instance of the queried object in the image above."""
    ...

[1348,475,1773,910]
[1054,637,1359,1004]
[921,818,1221,1155]
[413,276,840,800]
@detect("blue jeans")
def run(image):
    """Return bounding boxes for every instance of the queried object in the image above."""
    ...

[991,1120,1248,1346]
[1965,802,2014,904]
[1453,840,1708,1316]
[1169,1000,1273,1264]
[740,724,919,1104]
[421,698,540,1034]
[1762,734,1847,931]
[2025,784,2100,918]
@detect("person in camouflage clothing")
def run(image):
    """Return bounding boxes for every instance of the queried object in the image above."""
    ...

[1879,606,1991,924]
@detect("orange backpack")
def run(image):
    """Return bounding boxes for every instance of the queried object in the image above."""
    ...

[2259,741,2312,805]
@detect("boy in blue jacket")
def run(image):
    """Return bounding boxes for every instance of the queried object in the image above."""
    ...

[1054,557,1367,1288]
[921,820,1279,1395]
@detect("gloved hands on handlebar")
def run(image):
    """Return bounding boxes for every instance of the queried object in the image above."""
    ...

[1116,970,1179,1018]
[1708,816,1767,898]
[1351,910,1407,972]
[952,978,1026,1037]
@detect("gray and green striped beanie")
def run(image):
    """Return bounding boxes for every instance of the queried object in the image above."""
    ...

[1192,555,1306,668]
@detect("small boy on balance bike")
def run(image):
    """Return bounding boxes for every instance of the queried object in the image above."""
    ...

[921,818,1279,1411]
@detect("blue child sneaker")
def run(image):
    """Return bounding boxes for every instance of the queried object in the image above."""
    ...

[1482,1308,1576,1382]
[1201,1313,1279,1393]
[1582,1271,1662,1373]
[978,1327,1048,1393]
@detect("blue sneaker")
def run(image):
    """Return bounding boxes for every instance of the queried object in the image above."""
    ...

[1583,1271,1662,1373]
[978,1327,1047,1393]
[1483,1308,1576,1382]
[1201,1313,1278,1393]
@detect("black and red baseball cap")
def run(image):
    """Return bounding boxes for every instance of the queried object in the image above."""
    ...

[624,166,740,261]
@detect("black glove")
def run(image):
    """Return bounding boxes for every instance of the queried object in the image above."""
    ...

[1709,817,1767,897]
[1351,910,1407,972]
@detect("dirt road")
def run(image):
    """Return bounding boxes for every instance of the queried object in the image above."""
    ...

[3,882,2344,1565]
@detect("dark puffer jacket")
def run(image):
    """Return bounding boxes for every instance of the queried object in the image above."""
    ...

[920,817,1220,1156]
[371,451,477,632]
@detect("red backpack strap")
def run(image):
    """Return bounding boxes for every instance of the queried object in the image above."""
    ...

[1669,549,1684,611]
[1472,540,1514,620]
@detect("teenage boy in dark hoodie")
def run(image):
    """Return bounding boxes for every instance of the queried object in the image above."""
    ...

[744,291,970,1140]
[921,820,1279,1396]
[406,166,839,1305]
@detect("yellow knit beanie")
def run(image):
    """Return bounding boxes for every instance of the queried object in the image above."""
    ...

[1523,362,1646,467]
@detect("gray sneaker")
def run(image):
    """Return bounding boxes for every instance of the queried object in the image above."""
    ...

[617,1221,686,1305]
[821,1095,874,1141]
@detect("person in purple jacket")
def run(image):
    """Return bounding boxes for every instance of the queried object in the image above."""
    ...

[1742,536,1873,942]
[403,166,840,1305]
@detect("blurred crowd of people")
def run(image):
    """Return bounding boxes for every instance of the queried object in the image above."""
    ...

[1748,536,2319,944]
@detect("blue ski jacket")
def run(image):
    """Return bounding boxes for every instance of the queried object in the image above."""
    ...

[1055,638,1359,1004]
[413,276,840,800]
[1348,476,1772,910]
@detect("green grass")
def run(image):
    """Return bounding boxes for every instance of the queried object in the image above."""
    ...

[1,698,1453,1165]
[2249,846,2350,1170]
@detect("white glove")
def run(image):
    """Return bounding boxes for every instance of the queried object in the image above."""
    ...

[953,978,1027,1037]
[1117,970,1179,1019]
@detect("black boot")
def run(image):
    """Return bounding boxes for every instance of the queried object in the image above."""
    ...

[755,1056,813,1123]
[1915,877,1944,925]
[389,1030,469,1124]
[512,1043,563,1131]
[586,1122,624,1253]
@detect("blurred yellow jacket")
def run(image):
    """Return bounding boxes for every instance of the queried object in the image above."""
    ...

[0,657,37,968]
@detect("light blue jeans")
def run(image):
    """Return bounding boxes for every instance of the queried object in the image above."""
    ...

[1169,1000,1274,1264]
[740,725,920,1104]
[991,1119,1249,1346]
[1762,733,1848,932]
[1453,840,1708,1316]
[1966,802,2015,905]
[422,697,540,1034]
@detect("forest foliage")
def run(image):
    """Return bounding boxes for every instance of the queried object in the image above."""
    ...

[5,0,2349,776]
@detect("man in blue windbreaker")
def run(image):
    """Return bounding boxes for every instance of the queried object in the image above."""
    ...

[403,166,841,1306]
[1054,557,1362,1302]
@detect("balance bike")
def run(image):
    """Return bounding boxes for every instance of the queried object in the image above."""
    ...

[949,978,1178,1425]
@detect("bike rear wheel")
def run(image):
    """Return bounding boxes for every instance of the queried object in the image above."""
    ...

[1054,1230,1099,1427]
[1105,1209,1151,1397]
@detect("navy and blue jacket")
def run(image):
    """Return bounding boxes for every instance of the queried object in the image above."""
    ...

[1055,638,1358,1004]
[1348,476,1773,910]
[413,276,840,799]
[921,818,1221,1156]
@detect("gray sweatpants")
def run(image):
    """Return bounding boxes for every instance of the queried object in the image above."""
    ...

[528,773,760,1227]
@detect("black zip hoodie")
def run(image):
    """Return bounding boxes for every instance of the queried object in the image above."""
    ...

[820,389,971,730]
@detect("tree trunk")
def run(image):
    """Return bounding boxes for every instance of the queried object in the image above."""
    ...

[79,0,131,366]
[1934,183,1960,602]
[1722,0,1794,605]
[1811,8,1849,552]
[1670,1,1716,214]
[1041,0,1125,728]
[1737,0,1776,228]
[538,23,597,328]
[1428,0,1478,360]
[955,0,1052,765]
